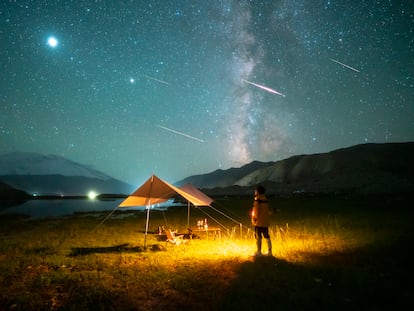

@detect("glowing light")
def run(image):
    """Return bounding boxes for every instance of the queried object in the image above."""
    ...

[130,78,135,83]
[47,36,58,48]
[88,190,98,200]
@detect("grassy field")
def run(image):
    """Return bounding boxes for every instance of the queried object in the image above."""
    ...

[0,195,413,310]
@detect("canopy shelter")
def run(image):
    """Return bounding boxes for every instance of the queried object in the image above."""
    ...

[178,183,215,226]
[118,175,213,248]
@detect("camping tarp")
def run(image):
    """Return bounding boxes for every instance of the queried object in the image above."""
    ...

[118,175,214,247]
[119,175,213,207]
[178,183,214,206]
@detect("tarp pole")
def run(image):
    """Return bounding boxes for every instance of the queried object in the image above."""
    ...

[143,176,156,250]
[144,200,151,249]
[187,201,190,227]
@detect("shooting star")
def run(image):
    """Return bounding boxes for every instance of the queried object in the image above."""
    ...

[330,58,360,73]
[157,125,204,143]
[143,74,170,85]
[242,79,286,97]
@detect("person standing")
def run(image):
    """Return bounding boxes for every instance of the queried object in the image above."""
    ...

[251,185,273,256]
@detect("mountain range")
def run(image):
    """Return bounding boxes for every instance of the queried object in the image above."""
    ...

[177,142,414,196]
[0,142,413,198]
[0,152,134,196]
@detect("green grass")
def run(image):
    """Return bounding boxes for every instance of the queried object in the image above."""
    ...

[0,195,413,310]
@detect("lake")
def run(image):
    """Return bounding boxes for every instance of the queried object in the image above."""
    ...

[0,198,172,219]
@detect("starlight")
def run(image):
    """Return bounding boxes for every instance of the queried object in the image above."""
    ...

[47,36,58,48]
[1,1,411,185]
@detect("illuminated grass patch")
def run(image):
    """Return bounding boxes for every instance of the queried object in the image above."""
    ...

[0,196,412,310]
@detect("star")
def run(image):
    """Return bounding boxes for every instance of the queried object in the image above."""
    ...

[0,1,411,185]
[47,36,58,48]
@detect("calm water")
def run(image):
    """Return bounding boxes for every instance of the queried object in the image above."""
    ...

[0,198,161,219]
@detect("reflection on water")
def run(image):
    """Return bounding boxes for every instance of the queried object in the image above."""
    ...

[0,198,151,219]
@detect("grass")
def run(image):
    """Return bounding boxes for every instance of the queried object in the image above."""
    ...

[0,195,413,310]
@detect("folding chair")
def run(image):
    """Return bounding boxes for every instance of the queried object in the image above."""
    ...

[165,229,187,246]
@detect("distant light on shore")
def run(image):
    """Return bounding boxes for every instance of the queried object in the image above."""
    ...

[88,191,98,200]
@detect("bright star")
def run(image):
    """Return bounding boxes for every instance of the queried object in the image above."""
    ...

[47,36,58,48]
[130,78,135,83]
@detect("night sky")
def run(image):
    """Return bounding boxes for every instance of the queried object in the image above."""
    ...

[1,1,413,185]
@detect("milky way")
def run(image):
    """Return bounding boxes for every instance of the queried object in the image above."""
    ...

[1,1,413,185]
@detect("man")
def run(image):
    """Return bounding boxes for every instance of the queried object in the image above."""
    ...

[251,185,273,256]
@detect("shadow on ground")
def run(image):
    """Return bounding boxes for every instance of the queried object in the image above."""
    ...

[217,241,414,311]
[69,243,164,256]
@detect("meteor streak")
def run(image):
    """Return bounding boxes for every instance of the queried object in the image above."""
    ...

[330,58,360,73]
[143,75,170,85]
[242,79,285,97]
[157,125,204,143]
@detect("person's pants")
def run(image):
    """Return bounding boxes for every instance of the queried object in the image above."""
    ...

[255,226,270,239]
[254,226,272,255]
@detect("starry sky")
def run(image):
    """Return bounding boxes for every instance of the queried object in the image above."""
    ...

[1,0,413,185]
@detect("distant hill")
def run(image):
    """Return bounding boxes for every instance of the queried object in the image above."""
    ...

[0,152,134,196]
[177,142,414,196]
[0,181,30,199]
[177,160,275,188]
[2,143,413,198]
[0,181,30,209]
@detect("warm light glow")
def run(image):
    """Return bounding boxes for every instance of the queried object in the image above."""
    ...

[149,224,351,264]
[88,190,98,200]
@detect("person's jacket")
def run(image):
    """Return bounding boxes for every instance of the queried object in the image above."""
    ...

[251,193,272,227]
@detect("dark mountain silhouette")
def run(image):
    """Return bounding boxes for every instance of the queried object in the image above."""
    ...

[0,175,133,197]
[0,181,30,199]
[0,152,134,196]
[0,182,30,209]
[177,142,414,196]
[1,143,413,198]
[177,160,275,188]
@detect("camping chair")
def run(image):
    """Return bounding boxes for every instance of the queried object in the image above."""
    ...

[165,229,187,247]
